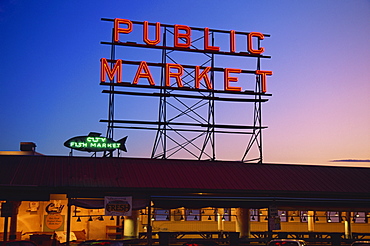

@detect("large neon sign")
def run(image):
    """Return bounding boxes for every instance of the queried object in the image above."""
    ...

[100,18,272,93]
[99,18,272,162]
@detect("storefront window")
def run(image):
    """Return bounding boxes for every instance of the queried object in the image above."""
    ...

[300,211,308,223]
[353,212,367,223]
[326,211,341,223]
[278,211,287,222]
[186,209,201,221]
[154,209,170,221]
[250,209,259,221]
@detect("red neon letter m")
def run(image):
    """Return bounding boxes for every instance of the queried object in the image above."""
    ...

[100,58,122,83]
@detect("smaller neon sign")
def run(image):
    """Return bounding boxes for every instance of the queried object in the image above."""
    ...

[64,132,127,152]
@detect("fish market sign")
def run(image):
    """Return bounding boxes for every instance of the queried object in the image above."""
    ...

[64,132,127,152]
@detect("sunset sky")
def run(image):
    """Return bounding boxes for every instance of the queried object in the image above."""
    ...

[1,0,369,166]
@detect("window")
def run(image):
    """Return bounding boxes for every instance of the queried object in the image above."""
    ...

[278,211,287,222]
[300,211,308,223]
[288,211,298,222]
[353,212,367,223]
[185,209,201,221]
[154,209,170,221]
[250,209,259,222]
[222,208,231,221]
[326,211,341,223]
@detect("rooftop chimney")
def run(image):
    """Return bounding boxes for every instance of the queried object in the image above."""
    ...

[20,142,37,152]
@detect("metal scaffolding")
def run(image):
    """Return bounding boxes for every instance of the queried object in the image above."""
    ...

[100,19,272,162]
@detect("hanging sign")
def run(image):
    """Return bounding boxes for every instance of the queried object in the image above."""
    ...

[64,132,127,152]
[104,196,132,216]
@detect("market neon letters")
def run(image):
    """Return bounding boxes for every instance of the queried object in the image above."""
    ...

[113,18,266,54]
[256,70,273,93]
[100,58,122,83]
[100,59,273,92]
[106,18,272,92]
[133,61,155,85]
[143,21,160,45]
[224,68,242,92]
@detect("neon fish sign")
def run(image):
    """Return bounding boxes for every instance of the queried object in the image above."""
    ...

[64,132,127,152]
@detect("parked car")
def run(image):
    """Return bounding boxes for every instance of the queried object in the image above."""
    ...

[78,240,138,246]
[351,241,370,246]
[183,240,219,246]
[267,239,306,246]
[0,241,37,246]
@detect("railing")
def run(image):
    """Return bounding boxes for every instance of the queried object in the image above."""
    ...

[138,231,370,245]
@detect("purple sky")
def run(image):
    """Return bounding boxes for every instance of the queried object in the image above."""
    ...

[0,0,369,166]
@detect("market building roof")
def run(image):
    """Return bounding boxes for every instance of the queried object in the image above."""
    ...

[1,155,369,210]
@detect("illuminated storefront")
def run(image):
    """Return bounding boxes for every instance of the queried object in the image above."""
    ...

[1,155,370,245]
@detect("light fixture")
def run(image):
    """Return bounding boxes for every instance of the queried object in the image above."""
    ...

[315,216,319,222]
[327,217,332,223]
[302,216,307,222]
[335,212,339,216]
[281,211,286,216]
[165,215,169,220]
[264,216,268,221]
[208,216,212,220]
[352,217,356,222]
[222,216,225,221]
[76,217,81,222]
[121,216,124,219]
[180,215,184,220]
[88,216,93,221]
[110,216,114,220]
[151,215,155,221]
[251,215,255,220]
[290,216,294,221]
[98,216,104,221]
[355,212,360,218]
[194,215,198,220]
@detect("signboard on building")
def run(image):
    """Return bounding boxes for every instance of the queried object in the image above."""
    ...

[99,18,273,161]
[64,132,127,152]
[44,202,65,231]
[268,205,281,230]
[104,196,132,216]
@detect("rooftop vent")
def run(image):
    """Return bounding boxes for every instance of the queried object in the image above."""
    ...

[20,142,37,152]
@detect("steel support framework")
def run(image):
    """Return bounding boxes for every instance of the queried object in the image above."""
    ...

[100,19,271,162]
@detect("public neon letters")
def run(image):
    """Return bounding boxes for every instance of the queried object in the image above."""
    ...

[102,18,272,93]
